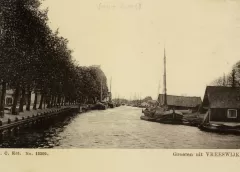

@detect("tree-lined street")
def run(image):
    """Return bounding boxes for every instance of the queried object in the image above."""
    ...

[0,0,108,118]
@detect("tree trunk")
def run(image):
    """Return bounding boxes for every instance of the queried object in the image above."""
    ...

[0,82,7,117]
[26,89,31,111]
[63,97,65,105]
[47,95,51,108]
[43,97,46,109]
[33,91,38,110]
[84,97,87,104]
[49,95,52,108]
[38,93,44,109]
[57,95,61,106]
[50,95,54,108]
[19,88,26,112]
[61,97,64,106]
[12,85,20,115]
[46,96,49,108]
[56,96,58,106]
[51,95,54,107]
[53,96,56,107]
[53,95,56,107]
[64,97,66,106]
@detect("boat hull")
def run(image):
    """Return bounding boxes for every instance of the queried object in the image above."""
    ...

[92,103,107,110]
[141,110,184,124]
[156,114,183,124]
[140,115,157,122]
[108,103,115,108]
[198,124,240,135]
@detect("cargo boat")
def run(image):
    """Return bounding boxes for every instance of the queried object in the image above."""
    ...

[141,108,184,124]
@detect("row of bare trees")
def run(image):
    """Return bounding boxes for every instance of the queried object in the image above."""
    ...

[0,0,108,117]
[211,61,240,87]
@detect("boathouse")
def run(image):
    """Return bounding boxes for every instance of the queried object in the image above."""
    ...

[158,94,202,111]
[202,86,240,123]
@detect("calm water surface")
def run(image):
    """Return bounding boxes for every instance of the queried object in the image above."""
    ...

[1,106,240,148]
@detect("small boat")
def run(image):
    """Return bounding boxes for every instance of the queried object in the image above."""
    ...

[92,102,107,110]
[198,111,240,134]
[108,102,115,108]
[81,104,91,112]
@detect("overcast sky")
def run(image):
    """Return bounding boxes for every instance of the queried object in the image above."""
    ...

[42,0,240,100]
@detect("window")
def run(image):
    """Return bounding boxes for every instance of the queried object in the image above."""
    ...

[227,109,237,118]
[6,97,13,105]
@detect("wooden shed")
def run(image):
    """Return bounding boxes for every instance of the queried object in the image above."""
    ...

[158,94,202,112]
[202,86,240,123]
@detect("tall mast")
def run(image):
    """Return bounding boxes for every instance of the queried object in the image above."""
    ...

[157,80,161,98]
[163,46,167,106]
[140,93,141,104]
[110,77,112,101]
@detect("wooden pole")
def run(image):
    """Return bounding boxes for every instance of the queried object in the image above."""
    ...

[163,46,167,106]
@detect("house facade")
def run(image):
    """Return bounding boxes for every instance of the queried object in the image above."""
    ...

[202,86,240,123]
[5,89,14,106]
[158,94,202,112]
[1,89,41,107]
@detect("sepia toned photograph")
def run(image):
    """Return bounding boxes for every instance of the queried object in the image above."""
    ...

[0,0,240,149]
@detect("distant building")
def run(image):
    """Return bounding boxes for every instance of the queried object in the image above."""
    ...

[158,94,202,111]
[147,100,158,107]
[102,92,111,102]
[202,86,240,123]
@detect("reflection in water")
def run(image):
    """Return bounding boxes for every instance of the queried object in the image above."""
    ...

[1,106,240,148]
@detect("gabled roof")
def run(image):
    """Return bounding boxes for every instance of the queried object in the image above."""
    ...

[202,86,240,108]
[158,94,202,108]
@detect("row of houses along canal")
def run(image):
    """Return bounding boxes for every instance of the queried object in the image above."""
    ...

[0,103,240,148]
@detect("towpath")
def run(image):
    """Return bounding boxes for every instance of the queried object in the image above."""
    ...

[0,105,79,124]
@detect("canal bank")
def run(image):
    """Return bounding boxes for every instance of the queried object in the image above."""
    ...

[0,105,81,140]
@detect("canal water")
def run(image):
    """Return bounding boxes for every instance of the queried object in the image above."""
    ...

[1,106,240,148]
